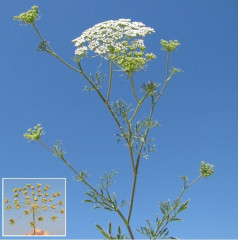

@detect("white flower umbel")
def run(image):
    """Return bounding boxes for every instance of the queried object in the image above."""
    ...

[72,19,156,74]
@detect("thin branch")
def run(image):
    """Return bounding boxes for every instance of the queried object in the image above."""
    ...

[32,23,53,53]
[77,62,107,103]
[33,23,85,74]
[38,139,102,200]
[130,74,139,103]
[155,52,170,104]
[165,52,170,81]
[129,92,150,123]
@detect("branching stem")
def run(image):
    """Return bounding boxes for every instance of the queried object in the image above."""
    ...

[33,23,126,143]
[38,139,134,239]
[129,92,150,123]
[38,140,102,199]
[153,174,203,239]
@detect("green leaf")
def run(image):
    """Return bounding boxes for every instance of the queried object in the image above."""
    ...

[83,199,94,203]
[108,222,112,235]
[171,218,182,221]
[103,206,114,211]
[118,225,121,235]
[96,224,110,239]
[93,206,100,209]
[177,200,189,213]
[85,192,94,198]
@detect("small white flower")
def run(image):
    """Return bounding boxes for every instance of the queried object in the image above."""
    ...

[72,19,154,59]
[88,40,99,50]
[75,46,87,57]
[131,39,144,49]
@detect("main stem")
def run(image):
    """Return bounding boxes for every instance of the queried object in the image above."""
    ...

[127,101,156,224]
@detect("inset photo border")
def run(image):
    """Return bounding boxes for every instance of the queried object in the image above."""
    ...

[2,178,66,237]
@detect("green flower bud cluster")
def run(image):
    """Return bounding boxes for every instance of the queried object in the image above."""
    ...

[14,6,39,24]
[200,161,214,177]
[161,39,180,52]
[116,50,156,75]
[23,124,43,141]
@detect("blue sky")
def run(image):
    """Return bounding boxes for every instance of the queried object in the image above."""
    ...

[0,0,238,239]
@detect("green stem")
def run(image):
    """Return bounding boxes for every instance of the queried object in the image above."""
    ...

[38,139,54,154]
[117,209,134,239]
[165,52,170,81]
[77,62,106,102]
[155,52,170,104]
[46,48,82,73]
[106,190,134,239]
[127,100,156,224]
[127,123,136,173]
[32,23,53,53]
[127,173,137,224]
[130,74,139,103]
[38,140,102,199]
[106,59,114,103]
[187,174,202,188]
[129,92,150,123]
[32,23,85,75]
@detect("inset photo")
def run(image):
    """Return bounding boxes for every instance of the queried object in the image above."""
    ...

[2,178,66,237]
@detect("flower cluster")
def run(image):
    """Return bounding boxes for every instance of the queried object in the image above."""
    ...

[161,39,180,52]
[200,161,214,177]
[23,124,43,141]
[14,6,39,24]
[73,19,156,74]
[4,183,64,229]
